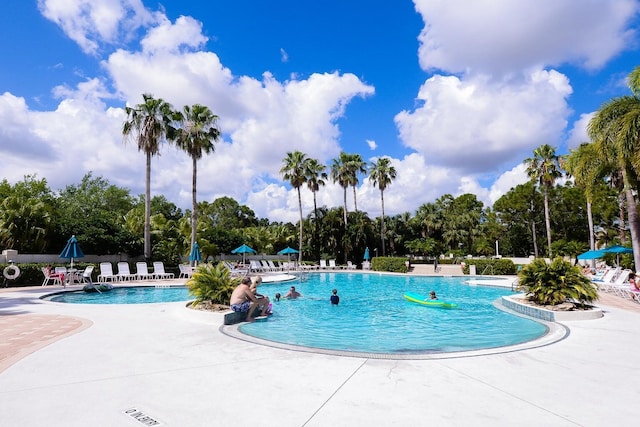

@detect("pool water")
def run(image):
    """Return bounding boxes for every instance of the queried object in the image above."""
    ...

[240,273,547,354]
[44,273,548,354]
[47,286,190,304]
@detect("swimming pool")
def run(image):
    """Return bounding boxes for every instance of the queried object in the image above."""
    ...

[239,273,548,354]
[43,273,548,355]
[46,286,190,304]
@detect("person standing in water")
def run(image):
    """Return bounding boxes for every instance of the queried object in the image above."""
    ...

[330,288,340,305]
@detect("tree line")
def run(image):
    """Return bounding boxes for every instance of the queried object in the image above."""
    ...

[1,64,638,268]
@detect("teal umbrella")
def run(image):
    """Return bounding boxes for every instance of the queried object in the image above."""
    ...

[602,245,633,265]
[277,247,299,255]
[59,235,84,268]
[576,249,605,260]
[232,244,257,265]
[189,242,202,266]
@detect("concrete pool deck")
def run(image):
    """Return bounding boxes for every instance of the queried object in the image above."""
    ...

[1,276,639,426]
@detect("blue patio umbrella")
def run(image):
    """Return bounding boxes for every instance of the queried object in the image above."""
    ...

[59,235,84,268]
[363,247,371,260]
[232,243,257,265]
[189,242,202,266]
[602,245,633,265]
[277,247,299,255]
[576,249,605,260]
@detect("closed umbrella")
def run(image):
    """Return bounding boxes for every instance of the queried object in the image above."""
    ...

[363,247,370,260]
[189,242,202,266]
[231,244,257,265]
[59,235,84,269]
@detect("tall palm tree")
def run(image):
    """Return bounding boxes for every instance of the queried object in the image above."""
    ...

[330,152,351,227]
[173,104,221,256]
[368,157,396,256]
[524,144,563,257]
[563,143,610,252]
[122,93,175,260]
[588,65,640,269]
[280,150,309,264]
[345,153,367,212]
[305,158,327,260]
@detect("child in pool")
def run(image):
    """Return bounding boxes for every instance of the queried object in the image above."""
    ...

[330,289,339,305]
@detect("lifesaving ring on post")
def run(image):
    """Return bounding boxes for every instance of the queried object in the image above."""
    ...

[3,265,20,280]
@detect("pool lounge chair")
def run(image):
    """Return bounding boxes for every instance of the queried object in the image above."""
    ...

[178,264,193,279]
[153,262,175,279]
[81,265,94,283]
[346,261,357,270]
[41,267,63,286]
[97,262,117,282]
[116,262,136,281]
[329,259,343,269]
[135,262,155,280]
[319,259,328,270]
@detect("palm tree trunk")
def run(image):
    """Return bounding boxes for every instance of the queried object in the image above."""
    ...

[191,156,198,260]
[531,220,539,257]
[623,183,640,270]
[619,193,627,244]
[352,186,358,212]
[342,187,348,227]
[144,151,152,260]
[380,189,386,256]
[587,200,596,268]
[543,186,552,257]
[297,188,303,264]
[313,191,319,260]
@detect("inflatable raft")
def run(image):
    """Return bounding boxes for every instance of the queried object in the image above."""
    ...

[403,292,458,309]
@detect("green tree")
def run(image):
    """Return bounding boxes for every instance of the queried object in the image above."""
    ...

[122,93,176,260]
[524,144,563,257]
[368,157,396,256]
[280,150,309,263]
[173,104,221,256]
[331,152,351,227]
[345,153,367,212]
[305,158,327,260]
[588,65,640,269]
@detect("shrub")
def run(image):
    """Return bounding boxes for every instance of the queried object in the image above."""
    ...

[462,259,516,275]
[187,262,241,304]
[517,257,598,306]
[371,257,408,273]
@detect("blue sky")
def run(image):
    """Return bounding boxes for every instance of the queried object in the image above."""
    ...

[1,0,639,223]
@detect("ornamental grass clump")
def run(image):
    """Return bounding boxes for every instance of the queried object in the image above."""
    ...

[517,257,598,306]
[187,262,240,305]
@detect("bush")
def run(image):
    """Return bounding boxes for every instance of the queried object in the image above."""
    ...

[462,259,516,275]
[371,257,408,273]
[517,257,598,306]
[187,262,241,304]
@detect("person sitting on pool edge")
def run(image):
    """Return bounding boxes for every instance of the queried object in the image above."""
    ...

[283,286,302,299]
[229,276,268,322]
[250,275,271,314]
[330,288,339,305]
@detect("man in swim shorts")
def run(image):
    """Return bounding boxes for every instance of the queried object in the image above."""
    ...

[230,276,268,322]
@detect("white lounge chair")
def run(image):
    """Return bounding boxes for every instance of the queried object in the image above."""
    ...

[178,264,193,279]
[249,260,263,272]
[41,267,63,286]
[116,262,136,281]
[136,262,155,280]
[319,259,328,270]
[81,265,94,283]
[153,262,174,279]
[346,261,357,270]
[97,262,117,282]
[260,260,273,271]
[329,259,343,269]
[268,260,282,271]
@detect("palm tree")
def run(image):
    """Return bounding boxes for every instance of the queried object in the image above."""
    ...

[588,65,640,269]
[173,104,221,257]
[280,150,309,264]
[563,143,610,253]
[345,153,367,212]
[330,152,351,227]
[368,157,396,256]
[305,158,327,260]
[122,93,175,260]
[524,144,563,257]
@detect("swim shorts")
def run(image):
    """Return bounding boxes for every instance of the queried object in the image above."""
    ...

[231,301,252,312]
